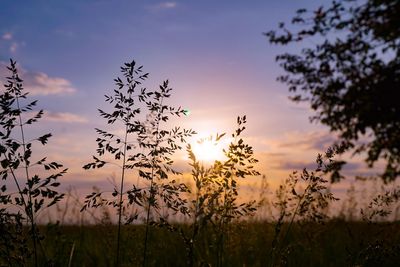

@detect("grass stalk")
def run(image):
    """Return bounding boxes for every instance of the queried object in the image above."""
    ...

[16,89,38,267]
[142,97,163,267]
[115,124,129,267]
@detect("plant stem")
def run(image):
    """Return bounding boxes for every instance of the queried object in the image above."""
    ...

[142,178,154,267]
[271,184,310,267]
[116,119,129,267]
[16,94,38,267]
[143,96,164,267]
[281,185,308,246]
[188,162,202,267]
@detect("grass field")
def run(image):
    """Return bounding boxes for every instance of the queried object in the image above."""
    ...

[7,220,395,267]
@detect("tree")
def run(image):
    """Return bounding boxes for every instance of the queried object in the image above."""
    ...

[266,0,400,182]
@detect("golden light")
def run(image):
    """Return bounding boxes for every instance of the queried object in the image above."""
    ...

[191,136,228,163]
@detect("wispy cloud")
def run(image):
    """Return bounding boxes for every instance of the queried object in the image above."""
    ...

[9,42,18,53]
[2,32,12,40]
[1,32,20,53]
[24,72,76,95]
[277,160,363,174]
[278,131,336,151]
[0,61,77,96]
[147,1,177,11]
[159,2,176,8]
[44,111,87,123]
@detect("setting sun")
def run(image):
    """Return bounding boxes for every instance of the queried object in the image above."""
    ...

[191,136,228,162]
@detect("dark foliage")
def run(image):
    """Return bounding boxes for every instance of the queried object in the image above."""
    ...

[266,0,400,182]
[29,222,400,267]
[270,146,339,266]
[0,59,66,266]
[82,60,195,266]
[177,116,260,267]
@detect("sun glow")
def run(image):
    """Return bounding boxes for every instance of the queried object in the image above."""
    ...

[191,135,229,163]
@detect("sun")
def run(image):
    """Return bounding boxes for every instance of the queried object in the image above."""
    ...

[191,136,228,163]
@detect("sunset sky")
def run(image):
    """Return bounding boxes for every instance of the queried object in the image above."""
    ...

[0,0,376,195]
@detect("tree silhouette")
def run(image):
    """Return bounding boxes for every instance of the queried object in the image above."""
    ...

[266,0,400,182]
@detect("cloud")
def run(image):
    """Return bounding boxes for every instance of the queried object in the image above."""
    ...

[277,160,362,173]
[147,1,177,11]
[155,2,177,9]
[24,72,76,95]
[9,42,18,53]
[0,61,77,95]
[44,111,88,123]
[1,32,20,53]
[2,32,12,40]
[279,131,336,151]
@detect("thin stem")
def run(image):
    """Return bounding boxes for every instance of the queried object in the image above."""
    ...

[188,160,202,267]
[115,117,129,267]
[217,184,228,267]
[281,186,308,245]
[272,184,310,266]
[15,94,39,267]
[142,178,154,267]
[143,96,164,267]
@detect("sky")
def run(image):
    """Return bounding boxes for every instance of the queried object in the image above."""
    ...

[0,0,380,200]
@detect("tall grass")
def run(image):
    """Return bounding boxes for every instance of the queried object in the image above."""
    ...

[0,59,66,266]
[82,60,194,266]
[175,116,260,266]
[269,147,339,266]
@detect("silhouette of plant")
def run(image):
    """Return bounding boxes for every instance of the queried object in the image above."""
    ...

[361,187,400,222]
[0,210,27,266]
[82,59,194,267]
[178,138,219,267]
[269,146,339,266]
[345,186,400,266]
[0,59,67,266]
[177,116,260,267]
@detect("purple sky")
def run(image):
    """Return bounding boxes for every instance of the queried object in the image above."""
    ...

[0,0,378,195]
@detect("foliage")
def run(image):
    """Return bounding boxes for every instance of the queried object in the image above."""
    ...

[0,59,66,266]
[178,116,260,267]
[270,146,339,266]
[361,186,400,222]
[0,210,27,266]
[81,60,194,266]
[266,0,400,182]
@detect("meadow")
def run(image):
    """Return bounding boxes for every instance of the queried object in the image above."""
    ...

[2,220,400,267]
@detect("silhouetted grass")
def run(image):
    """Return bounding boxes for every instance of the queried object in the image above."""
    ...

[2,59,399,267]
[24,220,399,267]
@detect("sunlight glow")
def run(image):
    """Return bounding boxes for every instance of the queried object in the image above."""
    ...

[191,136,228,163]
